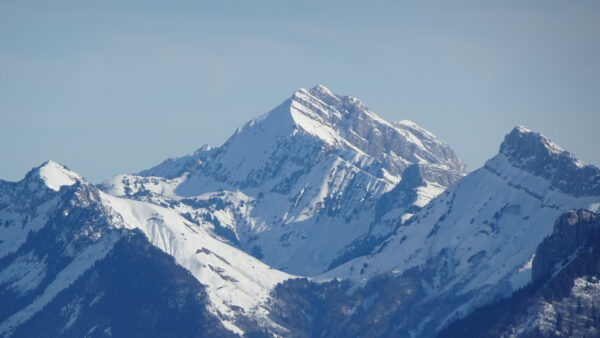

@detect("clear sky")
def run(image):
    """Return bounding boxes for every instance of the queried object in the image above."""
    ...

[1,1,599,183]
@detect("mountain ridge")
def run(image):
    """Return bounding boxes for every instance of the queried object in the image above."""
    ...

[140,85,467,187]
[313,124,600,337]
[498,126,600,196]
[2,86,599,337]
[0,160,293,336]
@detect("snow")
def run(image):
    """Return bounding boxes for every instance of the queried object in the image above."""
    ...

[321,151,600,326]
[60,297,83,332]
[515,125,532,133]
[106,85,466,276]
[395,120,447,147]
[37,161,82,192]
[100,174,182,198]
[1,83,598,337]
[99,191,293,334]
[137,145,213,179]
[414,182,446,207]
[0,85,469,333]
[290,101,342,147]
[312,84,337,97]
[518,253,535,272]
[1,159,292,335]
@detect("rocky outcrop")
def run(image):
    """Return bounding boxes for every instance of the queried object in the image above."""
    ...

[532,209,600,281]
[500,126,600,196]
[374,164,425,222]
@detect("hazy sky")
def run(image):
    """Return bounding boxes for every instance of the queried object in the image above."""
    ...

[1,1,599,183]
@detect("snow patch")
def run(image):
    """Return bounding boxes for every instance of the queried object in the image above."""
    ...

[37,161,82,192]
[519,253,535,272]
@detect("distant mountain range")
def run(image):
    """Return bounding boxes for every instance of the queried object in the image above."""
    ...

[1,86,598,337]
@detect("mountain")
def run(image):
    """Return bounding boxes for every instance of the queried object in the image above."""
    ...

[439,209,600,337]
[3,85,599,337]
[2,86,469,336]
[268,126,600,337]
[0,161,291,336]
[100,85,467,275]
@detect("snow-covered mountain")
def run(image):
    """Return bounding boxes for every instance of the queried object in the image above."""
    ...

[3,85,599,337]
[299,126,600,336]
[101,85,467,275]
[0,161,292,336]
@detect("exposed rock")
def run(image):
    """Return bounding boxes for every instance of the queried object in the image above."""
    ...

[500,126,600,196]
[533,209,600,281]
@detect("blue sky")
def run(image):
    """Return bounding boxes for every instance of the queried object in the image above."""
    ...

[1,1,599,182]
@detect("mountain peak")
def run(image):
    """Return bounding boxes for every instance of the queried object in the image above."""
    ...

[310,84,334,94]
[495,126,600,196]
[147,85,467,192]
[292,84,336,97]
[27,160,83,192]
[514,124,532,133]
[500,126,565,159]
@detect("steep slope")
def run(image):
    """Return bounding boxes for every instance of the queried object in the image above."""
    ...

[0,162,292,336]
[280,126,600,337]
[101,85,467,275]
[0,162,123,337]
[7,232,236,338]
[326,126,600,281]
[440,209,600,338]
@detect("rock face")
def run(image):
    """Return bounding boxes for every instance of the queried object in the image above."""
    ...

[439,210,600,338]
[374,163,425,223]
[500,126,600,196]
[101,85,467,275]
[532,209,600,281]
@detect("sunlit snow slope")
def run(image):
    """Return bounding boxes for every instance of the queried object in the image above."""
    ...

[101,85,467,276]
[318,126,600,336]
